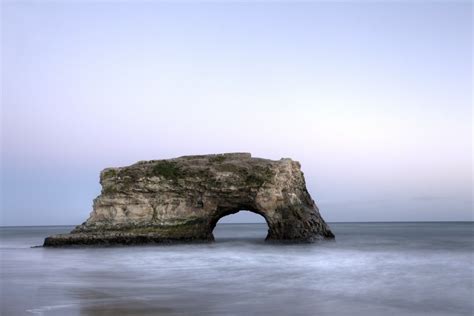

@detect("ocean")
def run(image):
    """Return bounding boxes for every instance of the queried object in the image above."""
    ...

[0,222,472,316]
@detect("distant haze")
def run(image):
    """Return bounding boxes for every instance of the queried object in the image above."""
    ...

[1,1,472,225]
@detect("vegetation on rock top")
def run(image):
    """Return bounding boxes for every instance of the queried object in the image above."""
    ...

[150,161,182,180]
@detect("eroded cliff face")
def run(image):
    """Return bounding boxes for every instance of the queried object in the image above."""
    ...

[44,153,334,246]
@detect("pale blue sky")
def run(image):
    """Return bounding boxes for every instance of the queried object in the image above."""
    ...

[1,1,472,225]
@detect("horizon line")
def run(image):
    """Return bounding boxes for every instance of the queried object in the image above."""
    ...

[1,220,473,228]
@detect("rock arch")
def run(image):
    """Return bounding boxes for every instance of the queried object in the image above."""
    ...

[44,153,334,246]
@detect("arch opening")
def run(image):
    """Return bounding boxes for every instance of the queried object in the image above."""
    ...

[211,210,270,241]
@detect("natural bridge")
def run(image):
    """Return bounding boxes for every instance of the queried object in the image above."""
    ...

[44,153,334,246]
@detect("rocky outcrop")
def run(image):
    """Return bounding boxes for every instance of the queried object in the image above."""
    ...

[44,153,334,246]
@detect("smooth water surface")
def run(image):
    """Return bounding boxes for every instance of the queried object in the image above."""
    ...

[1,223,472,315]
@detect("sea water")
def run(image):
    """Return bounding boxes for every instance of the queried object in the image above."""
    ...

[0,222,472,315]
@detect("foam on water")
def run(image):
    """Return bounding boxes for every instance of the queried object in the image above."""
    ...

[1,223,472,315]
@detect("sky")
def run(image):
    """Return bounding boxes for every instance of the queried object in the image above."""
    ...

[1,0,472,226]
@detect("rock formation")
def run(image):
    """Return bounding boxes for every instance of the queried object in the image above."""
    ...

[44,153,334,246]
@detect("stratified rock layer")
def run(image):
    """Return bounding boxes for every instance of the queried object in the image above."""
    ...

[44,153,334,246]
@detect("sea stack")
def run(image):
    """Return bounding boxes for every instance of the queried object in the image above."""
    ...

[44,153,334,246]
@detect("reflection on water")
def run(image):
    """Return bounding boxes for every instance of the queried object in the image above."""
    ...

[1,223,473,316]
